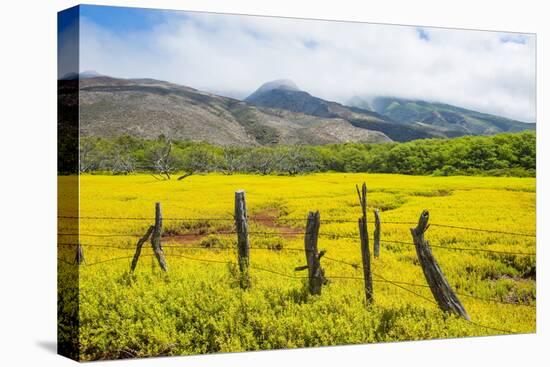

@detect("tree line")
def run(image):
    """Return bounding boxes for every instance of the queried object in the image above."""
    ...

[77,131,535,178]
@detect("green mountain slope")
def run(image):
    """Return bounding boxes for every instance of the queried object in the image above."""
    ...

[370,97,535,135]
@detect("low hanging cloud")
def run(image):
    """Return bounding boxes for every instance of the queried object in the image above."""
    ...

[76,9,536,122]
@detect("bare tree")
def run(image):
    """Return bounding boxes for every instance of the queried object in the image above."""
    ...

[148,139,176,180]
[110,149,135,175]
[79,138,100,173]
[220,147,243,175]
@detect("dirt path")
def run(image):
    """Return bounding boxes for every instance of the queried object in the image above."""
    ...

[162,209,301,244]
[250,209,302,239]
[162,233,206,244]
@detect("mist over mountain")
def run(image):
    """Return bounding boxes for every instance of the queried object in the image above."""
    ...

[245,80,520,141]
[246,80,337,118]
[60,70,104,80]
[247,79,300,97]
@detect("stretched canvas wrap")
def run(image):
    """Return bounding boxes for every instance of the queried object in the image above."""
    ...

[58,4,537,362]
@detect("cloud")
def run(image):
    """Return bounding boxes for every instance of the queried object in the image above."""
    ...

[76,9,536,122]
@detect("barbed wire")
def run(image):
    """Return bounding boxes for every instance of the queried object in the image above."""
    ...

[59,231,304,238]
[58,228,536,256]
[57,215,536,237]
[86,255,148,266]
[55,181,534,336]
[372,272,519,334]
[429,223,535,238]
[323,255,360,269]
[322,258,536,308]
[461,318,518,334]
[59,239,536,257]
[168,253,234,265]
[57,254,155,266]
[250,264,309,279]
[421,243,535,256]
[58,242,135,250]
[58,248,535,308]
[58,251,524,334]
[372,279,535,308]
[58,215,235,221]
[377,238,536,256]
[372,271,439,305]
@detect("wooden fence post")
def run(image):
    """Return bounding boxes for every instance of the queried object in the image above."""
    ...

[298,211,325,295]
[151,202,168,272]
[235,190,250,289]
[373,209,381,258]
[130,225,154,272]
[410,210,469,320]
[74,242,85,265]
[357,183,373,304]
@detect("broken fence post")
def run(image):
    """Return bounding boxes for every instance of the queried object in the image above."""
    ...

[235,190,250,289]
[130,225,154,272]
[410,210,469,320]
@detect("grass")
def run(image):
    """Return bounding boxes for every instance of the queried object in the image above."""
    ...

[58,173,536,360]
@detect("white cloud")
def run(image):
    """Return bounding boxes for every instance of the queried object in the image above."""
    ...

[77,11,536,122]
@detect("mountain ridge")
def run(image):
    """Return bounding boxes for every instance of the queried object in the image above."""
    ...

[368,96,534,135]
[245,82,534,139]
[75,76,392,146]
[69,75,535,147]
[245,81,469,141]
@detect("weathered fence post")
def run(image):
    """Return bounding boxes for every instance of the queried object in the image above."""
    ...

[373,209,381,258]
[410,210,469,320]
[151,202,168,272]
[357,183,373,304]
[74,243,85,265]
[235,190,250,289]
[296,211,325,295]
[130,225,154,272]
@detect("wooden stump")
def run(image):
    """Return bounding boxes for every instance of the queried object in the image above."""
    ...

[410,210,469,320]
[130,225,154,272]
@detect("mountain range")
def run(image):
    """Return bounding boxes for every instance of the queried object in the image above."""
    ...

[367,97,533,135]
[70,74,534,146]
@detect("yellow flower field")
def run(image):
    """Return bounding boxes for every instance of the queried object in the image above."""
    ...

[58,173,536,360]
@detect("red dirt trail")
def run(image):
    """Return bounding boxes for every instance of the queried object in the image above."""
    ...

[162,209,301,244]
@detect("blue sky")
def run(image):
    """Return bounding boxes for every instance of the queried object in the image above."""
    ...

[79,5,167,34]
[59,4,536,122]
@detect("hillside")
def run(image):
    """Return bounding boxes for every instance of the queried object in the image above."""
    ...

[76,77,391,145]
[246,81,470,141]
[369,97,535,135]
[72,76,535,146]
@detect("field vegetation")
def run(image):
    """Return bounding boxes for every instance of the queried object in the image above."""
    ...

[58,173,536,360]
